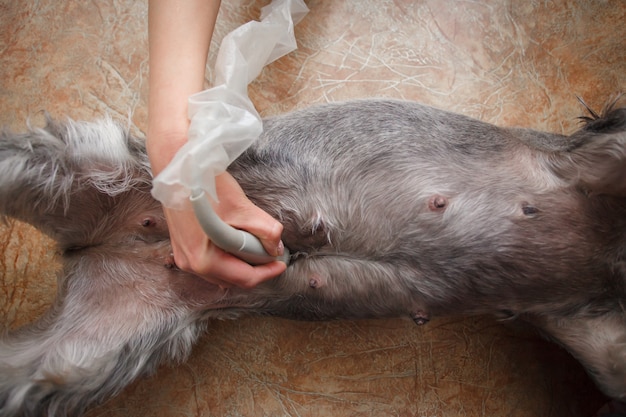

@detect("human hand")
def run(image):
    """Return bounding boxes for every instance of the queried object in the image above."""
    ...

[164,172,287,289]
[148,0,284,288]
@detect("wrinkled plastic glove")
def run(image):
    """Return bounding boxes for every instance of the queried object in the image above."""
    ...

[152,0,309,209]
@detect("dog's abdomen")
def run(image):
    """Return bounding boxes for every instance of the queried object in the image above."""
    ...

[226,100,626,321]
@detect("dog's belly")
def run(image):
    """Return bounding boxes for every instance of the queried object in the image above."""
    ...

[223,100,623,321]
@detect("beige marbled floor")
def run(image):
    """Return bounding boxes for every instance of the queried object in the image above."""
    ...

[1,0,625,415]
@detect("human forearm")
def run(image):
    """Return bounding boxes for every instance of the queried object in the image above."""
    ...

[147,0,221,175]
[146,0,286,287]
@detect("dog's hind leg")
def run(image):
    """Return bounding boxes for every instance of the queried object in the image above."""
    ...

[0,258,208,417]
[0,221,221,417]
[0,117,152,242]
[0,119,212,416]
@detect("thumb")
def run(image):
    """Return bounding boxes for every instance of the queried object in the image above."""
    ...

[225,203,285,257]
[214,172,285,257]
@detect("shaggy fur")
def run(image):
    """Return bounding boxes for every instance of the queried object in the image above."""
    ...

[0,98,625,416]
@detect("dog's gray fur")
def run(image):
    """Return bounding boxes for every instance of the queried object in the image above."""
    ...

[1,98,625,416]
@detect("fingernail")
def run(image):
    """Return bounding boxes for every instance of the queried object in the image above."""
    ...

[277,240,285,256]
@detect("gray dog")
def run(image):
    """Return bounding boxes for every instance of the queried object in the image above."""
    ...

[1,97,625,416]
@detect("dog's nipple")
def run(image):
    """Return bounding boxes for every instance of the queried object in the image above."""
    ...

[521,203,539,216]
[141,216,156,227]
[428,195,448,211]
[308,272,325,289]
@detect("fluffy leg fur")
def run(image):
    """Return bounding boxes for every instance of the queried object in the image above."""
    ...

[0,119,221,416]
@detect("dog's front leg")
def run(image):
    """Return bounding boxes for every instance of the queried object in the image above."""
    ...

[536,311,626,400]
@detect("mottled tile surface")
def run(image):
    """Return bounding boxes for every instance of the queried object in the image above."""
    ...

[1,0,624,415]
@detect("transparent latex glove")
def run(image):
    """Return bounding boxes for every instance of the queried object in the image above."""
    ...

[152,0,309,207]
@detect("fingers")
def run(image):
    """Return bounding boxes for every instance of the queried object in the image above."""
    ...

[172,240,287,289]
[214,172,285,256]
[163,190,287,289]
[222,203,285,257]
[194,246,287,289]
